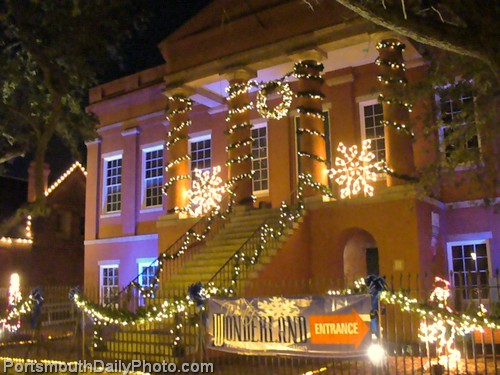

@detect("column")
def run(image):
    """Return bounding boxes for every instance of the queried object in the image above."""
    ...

[376,37,415,186]
[225,69,255,206]
[121,127,139,235]
[164,88,192,213]
[84,138,101,240]
[293,49,328,198]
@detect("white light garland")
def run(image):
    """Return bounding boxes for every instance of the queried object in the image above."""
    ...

[256,80,293,120]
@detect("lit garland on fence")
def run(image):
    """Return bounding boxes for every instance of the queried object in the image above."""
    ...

[256,80,293,120]
[164,96,193,196]
[1,296,34,333]
[327,140,381,199]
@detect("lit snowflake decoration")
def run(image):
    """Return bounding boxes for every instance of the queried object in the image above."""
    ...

[328,139,381,199]
[186,166,226,217]
[257,297,300,320]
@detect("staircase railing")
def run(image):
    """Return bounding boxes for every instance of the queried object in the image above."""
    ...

[110,192,234,310]
[208,200,303,296]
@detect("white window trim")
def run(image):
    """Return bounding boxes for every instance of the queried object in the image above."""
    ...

[189,131,212,174]
[359,100,386,181]
[102,151,123,215]
[99,262,119,305]
[141,143,164,210]
[251,121,269,197]
[446,237,493,296]
[435,83,482,169]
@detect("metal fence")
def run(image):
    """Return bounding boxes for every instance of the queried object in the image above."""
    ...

[0,275,499,374]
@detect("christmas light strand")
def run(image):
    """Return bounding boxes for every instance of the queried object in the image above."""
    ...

[381,120,415,138]
[376,41,406,51]
[256,80,293,120]
[375,57,406,71]
[296,127,325,138]
[377,75,407,85]
[226,80,258,101]
[297,151,328,164]
[225,138,253,152]
[296,90,325,100]
[378,94,413,111]
[164,96,192,196]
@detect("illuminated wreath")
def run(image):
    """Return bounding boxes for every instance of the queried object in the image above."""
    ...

[256,80,293,120]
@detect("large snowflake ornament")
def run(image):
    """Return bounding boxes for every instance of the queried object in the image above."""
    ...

[186,166,226,217]
[328,139,381,199]
[257,297,300,320]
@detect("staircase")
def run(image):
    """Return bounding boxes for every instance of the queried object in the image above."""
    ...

[161,206,281,293]
[98,205,304,362]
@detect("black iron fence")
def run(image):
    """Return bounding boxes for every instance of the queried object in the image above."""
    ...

[0,275,499,374]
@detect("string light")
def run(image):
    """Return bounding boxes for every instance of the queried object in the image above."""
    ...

[378,94,413,111]
[375,57,406,71]
[45,161,87,196]
[377,75,407,85]
[226,80,258,101]
[376,41,406,51]
[327,140,381,199]
[256,80,293,120]
[380,120,415,138]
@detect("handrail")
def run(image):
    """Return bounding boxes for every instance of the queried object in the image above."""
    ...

[208,200,303,295]
[107,192,234,308]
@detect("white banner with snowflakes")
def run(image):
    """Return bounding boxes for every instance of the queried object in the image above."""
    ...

[208,294,372,358]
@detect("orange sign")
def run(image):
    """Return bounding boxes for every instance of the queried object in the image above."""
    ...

[309,309,369,349]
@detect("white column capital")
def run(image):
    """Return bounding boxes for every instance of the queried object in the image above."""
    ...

[162,85,194,98]
[289,47,327,63]
[222,67,257,82]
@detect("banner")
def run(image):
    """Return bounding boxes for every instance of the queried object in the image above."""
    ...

[208,294,372,358]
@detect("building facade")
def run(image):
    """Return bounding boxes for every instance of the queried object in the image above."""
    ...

[84,0,499,304]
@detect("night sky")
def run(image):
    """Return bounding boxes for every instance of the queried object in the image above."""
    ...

[3,0,211,182]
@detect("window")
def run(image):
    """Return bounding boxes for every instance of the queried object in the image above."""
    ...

[360,100,385,164]
[137,258,159,306]
[294,110,332,179]
[438,85,479,163]
[190,134,211,174]
[104,155,122,213]
[100,264,119,305]
[143,146,163,208]
[447,240,490,300]
[252,123,269,193]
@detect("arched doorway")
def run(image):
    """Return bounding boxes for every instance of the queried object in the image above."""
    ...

[343,228,378,282]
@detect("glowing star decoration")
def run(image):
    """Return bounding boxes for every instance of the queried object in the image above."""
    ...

[186,166,226,217]
[419,277,461,369]
[328,140,380,199]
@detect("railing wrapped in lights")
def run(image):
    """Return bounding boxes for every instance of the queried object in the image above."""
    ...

[106,192,235,311]
[207,198,304,297]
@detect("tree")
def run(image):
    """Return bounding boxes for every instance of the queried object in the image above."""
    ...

[325,0,499,199]
[333,0,499,76]
[0,0,145,210]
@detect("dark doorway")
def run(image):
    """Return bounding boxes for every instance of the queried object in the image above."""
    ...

[366,247,379,275]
